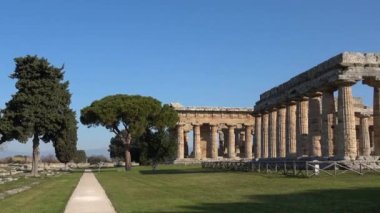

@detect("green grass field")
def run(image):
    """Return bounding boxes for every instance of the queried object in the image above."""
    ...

[0,172,82,213]
[96,165,380,213]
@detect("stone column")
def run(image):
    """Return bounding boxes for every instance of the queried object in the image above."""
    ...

[228,125,236,158]
[363,79,380,155]
[269,109,277,158]
[308,93,322,157]
[359,115,371,156]
[201,125,210,159]
[374,87,380,155]
[277,106,286,158]
[286,102,297,157]
[235,130,241,156]
[255,114,262,159]
[193,124,201,160]
[176,124,184,160]
[336,83,357,160]
[262,113,269,158]
[296,97,309,157]
[245,125,253,158]
[210,124,218,159]
[184,132,189,157]
[370,127,375,153]
[218,130,225,156]
[321,90,336,158]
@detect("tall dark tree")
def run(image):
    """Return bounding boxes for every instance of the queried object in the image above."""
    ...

[80,94,178,171]
[139,104,178,169]
[53,109,78,167]
[109,135,125,161]
[73,150,87,164]
[139,128,177,169]
[0,55,76,176]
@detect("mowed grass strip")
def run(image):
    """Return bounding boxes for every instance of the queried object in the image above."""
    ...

[96,165,380,213]
[0,172,82,213]
[0,176,40,193]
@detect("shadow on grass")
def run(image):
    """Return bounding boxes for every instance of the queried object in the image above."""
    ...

[172,187,380,213]
[139,168,228,175]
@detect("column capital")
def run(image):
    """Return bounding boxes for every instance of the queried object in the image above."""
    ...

[276,103,287,109]
[209,123,219,127]
[363,77,380,87]
[253,112,261,117]
[334,79,357,87]
[294,96,309,101]
[306,91,323,98]
[268,107,277,112]
[191,122,201,126]
[320,85,337,93]
[286,100,297,106]
[244,124,253,129]
[358,113,371,118]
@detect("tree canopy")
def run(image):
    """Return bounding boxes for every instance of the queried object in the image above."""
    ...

[109,135,125,161]
[81,94,178,170]
[139,127,177,169]
[73,150,87,164]
[53,109,78,165]
[0,55,76,176]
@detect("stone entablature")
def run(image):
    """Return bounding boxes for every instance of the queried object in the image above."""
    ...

[254,52,380,161]
[172,104,255,161]
[173,52,380,163]
[255,52,380,112]
[174,105,254,128]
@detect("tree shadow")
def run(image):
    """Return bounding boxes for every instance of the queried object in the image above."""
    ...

[171,187,380,213]
[139,168,229,175]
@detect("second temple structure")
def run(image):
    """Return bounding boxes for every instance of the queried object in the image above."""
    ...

[173,52,380,163]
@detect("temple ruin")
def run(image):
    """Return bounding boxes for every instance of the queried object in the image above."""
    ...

[174,52,380,163]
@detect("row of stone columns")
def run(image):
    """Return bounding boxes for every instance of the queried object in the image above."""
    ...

[254,82,375,160]
[176,82,380,161]
[176,124,254,160]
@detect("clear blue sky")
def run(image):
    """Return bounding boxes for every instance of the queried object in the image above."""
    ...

[1,0,379,156]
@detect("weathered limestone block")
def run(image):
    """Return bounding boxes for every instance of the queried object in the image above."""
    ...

[254,115,262,158]
[193,124,201,160]
[200,125,210,159]
[296,98,309,157]
[269,109,277,158]
[321,90,335,157]
[245,125,253,158]
[262,113,269,158]
[277,107,286,158]
[211,125,218,159]
[177,124,184,159]
[308,93,322,157]
[336,83,357,160]
[359,115,371,156]
[228,125,236,158]
[286,103,297,157]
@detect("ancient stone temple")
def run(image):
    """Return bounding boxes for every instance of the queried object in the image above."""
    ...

[172,104,254,163]
[174,52,380,162]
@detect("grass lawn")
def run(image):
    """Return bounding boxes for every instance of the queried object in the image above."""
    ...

[96,165,380,212]
[0,172,82,213]
[0,175,41,193]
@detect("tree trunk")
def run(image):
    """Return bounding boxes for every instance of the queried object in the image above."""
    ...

[124,134,132,171]
[31,134,40,177]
